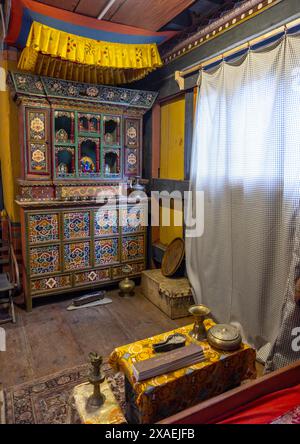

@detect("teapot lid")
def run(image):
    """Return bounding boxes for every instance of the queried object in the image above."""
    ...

[209,324,240,342]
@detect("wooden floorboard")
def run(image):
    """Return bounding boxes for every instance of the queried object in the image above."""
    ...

[0,287,191,388]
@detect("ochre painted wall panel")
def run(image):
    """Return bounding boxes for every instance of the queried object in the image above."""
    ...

[159,205,183,246]
[159,96,185,245]
[0,54,21,222]
[160,96,185,180]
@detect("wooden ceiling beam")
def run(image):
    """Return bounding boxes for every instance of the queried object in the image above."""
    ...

[103,0,196,32]
[38,0,197,32]
[75,0,109,17]
[102,0,127,21]
[37,0,79,11]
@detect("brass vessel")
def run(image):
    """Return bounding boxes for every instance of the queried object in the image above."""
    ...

[207,324,242,351]
[119,264,135,297]
[188,304,211,341]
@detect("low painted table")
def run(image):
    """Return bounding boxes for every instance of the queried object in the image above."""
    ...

[109,321,257,424]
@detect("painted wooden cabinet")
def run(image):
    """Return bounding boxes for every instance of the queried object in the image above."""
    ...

[9,72,157,310]
[25,205,146,298]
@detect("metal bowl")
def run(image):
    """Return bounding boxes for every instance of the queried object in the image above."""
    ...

[207,324,242,351]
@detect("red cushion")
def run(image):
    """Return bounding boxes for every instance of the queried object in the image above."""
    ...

[216,383,300,424]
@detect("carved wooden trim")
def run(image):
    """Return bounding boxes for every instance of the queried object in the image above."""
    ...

[162,0,282,66]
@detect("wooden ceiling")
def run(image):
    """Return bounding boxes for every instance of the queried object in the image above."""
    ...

[37,0,196,32]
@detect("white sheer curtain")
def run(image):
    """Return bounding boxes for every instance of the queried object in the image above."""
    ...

[186,34,300,366]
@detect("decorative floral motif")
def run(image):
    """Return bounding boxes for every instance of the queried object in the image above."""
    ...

[35,81,43,91]
[125,119,139,147]
[11,72,157,108]
[127,152,137,166]
[106,90,115,99]
[127,126,137,140]
[39,75,157,108]
[32,149,45,164]
[52,82,62,91]
[95,239,119,266]
[86,86,99,97]
[68,86,78,96]
[125,149,138,175]
[120,92,128,101]
[30,117,44,133]
[29,213,59,244]
[29,113,45,140]
[84,42,96,57]
[17,76,27,86]
[30,144,47,172]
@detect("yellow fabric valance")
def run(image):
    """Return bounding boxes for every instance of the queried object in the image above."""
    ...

[18,21,163,85]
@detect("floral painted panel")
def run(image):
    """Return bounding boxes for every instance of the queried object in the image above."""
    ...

[64,242,90,271]
[30,245,60,275]
[121,205,146,234]
[121,235,144,262]
[63,212,90,240]
[29,213,59,244]
[28,111,46,141]
[94,208,118,237]
[125,148,138,176]
[95,238,119,266]
[125,119,140,148]
[29,143,48,173]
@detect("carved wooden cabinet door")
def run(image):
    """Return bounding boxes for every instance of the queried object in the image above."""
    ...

[25,106,51,179]
[124,117,141,177]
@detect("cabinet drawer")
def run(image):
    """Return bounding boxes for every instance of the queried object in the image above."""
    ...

[111,262,145,279]
[74,269,110,287]
[31,274,72,295]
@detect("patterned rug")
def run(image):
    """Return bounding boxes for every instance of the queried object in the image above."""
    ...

[4,363,125,424]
